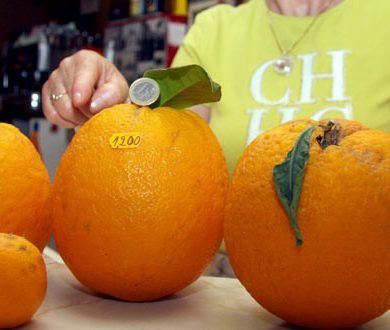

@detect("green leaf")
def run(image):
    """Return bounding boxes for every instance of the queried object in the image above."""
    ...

[143,64,221,109]
[273,125,317,246]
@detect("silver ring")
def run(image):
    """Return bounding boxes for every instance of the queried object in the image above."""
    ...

[50,92,67,102]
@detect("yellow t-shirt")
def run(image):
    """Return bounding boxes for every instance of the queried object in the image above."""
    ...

[172,0,390,174]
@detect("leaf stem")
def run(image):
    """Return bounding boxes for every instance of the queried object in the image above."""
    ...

[288,209,303,246]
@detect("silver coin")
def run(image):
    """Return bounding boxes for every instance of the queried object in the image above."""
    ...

[129,78,160,106]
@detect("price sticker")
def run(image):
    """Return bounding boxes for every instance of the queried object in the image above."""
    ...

[109,132,141,149]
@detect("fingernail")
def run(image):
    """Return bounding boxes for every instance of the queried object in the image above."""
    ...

[90,98,103,113]
[90,91,111,113]
[73,92,82,102]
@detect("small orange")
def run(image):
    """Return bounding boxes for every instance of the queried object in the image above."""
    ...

[52,104,228,301]
[225,119,390,328]
[0,233,47,328]
[0,124,52,251]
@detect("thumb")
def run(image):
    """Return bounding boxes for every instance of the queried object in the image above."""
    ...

[90,76,129,114]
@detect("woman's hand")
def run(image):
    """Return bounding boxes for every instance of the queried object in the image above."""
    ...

[42,50,129,128]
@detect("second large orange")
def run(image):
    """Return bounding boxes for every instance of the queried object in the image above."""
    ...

[52,104,228,301]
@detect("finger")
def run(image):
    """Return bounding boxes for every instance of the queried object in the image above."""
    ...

[57,56,92,119]
[45,107,77,129]
[90,74,129,114]
[71,52,101,109]
[43,79,88,128]
[57,56,74,90]
[49,74,90,125]
[44,68,78,124]
[56,94,89,126]
[42,83,77,128]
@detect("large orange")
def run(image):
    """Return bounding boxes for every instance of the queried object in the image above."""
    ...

[225,119,390,328]
[52,104,228,301]
[0,123,51,251]
[0,233,47,328]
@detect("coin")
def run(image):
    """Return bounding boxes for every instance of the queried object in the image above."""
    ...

[129,78,160,106]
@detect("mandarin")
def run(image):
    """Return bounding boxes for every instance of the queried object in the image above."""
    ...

[0,233,47,328]
[52,104,228,301]
[0,124,51,251]
[225,119,390,328]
